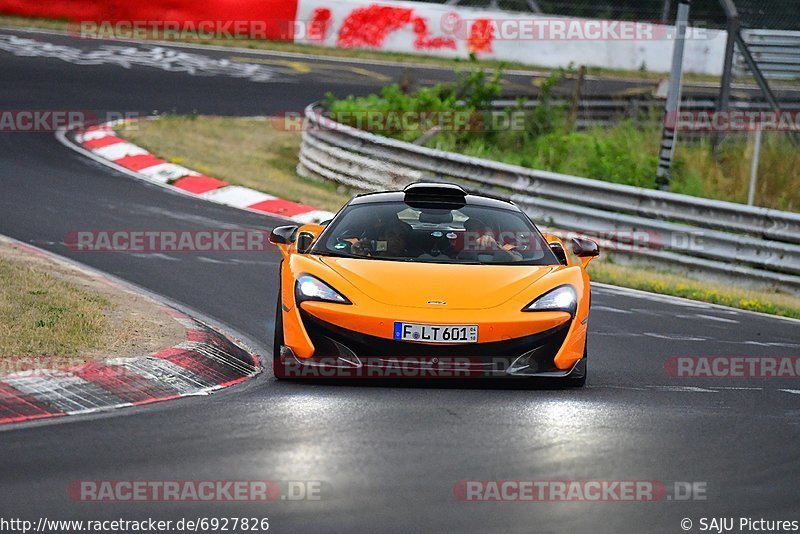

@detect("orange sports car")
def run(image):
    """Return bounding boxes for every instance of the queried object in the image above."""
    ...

[269,182,598,385]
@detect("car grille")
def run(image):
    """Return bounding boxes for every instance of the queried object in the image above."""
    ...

[300,310,570,372]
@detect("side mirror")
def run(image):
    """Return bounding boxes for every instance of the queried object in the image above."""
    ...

[572,237,599,257]
[572,237,599,268]
[296,231,316,253]
[269,225,298,245]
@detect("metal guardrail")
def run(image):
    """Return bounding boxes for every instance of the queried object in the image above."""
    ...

[735,29,800,80]
[298,103,800,291]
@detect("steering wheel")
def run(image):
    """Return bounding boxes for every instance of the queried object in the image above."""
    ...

[491,249,515,262]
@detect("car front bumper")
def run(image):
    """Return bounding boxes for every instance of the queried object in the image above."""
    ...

[279,311,583,379]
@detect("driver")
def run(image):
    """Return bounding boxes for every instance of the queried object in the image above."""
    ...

[382,224,411,257]
[350,218,413,258]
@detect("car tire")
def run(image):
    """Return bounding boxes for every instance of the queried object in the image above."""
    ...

[565,342,588,388]
[273,278,286,380]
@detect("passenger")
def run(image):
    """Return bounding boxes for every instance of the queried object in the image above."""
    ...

[464,218,522,261]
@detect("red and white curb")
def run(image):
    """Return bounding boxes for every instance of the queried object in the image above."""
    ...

[58,120,336,225]
[0,238,260,425]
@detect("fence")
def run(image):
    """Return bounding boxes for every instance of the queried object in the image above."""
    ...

[735,29,800,80]
[493,97,800,133]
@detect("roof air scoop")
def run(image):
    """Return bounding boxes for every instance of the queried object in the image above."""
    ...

[403,182,467,204]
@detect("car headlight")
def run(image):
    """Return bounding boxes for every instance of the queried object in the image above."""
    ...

[522,285,577,316]
[295,274,351,304]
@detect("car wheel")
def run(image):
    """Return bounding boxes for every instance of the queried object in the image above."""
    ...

[273,281,286,380]
[565,342,588,388]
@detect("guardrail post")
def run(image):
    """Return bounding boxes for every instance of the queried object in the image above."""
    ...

[748,127,763,206]
[656,0,691,190]
[713,3,739,150]
[567,65,586,131]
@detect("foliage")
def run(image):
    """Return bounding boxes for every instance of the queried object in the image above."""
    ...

[325,67,799,212]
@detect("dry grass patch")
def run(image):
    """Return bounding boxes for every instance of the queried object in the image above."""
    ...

[0,259,110,357]
[675,135,800,212]
[119,116,351,212]
[0,240,185,373]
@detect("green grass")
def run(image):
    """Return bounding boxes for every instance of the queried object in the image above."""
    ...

[0,258,112,357]
[0,14,69,32]
[589,260,800,319]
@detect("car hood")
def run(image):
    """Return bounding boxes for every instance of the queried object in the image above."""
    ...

[318,257,554,310]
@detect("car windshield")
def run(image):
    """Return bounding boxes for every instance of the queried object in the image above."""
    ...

[313,200,558,265]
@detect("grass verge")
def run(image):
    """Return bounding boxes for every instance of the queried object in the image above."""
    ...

[589,261,800,319]
[0,240,185,371]
[115,115,800,318]
[118,116,351,212]
[0,258,111,357]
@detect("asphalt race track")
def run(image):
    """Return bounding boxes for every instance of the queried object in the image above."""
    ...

[1,27,799,533]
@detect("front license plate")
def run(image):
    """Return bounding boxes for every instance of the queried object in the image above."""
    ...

[393,323,478,343]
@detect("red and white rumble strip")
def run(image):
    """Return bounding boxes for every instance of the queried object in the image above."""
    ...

[0,238,260,425]
[0,309,259,425]
[65,120,335,225]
